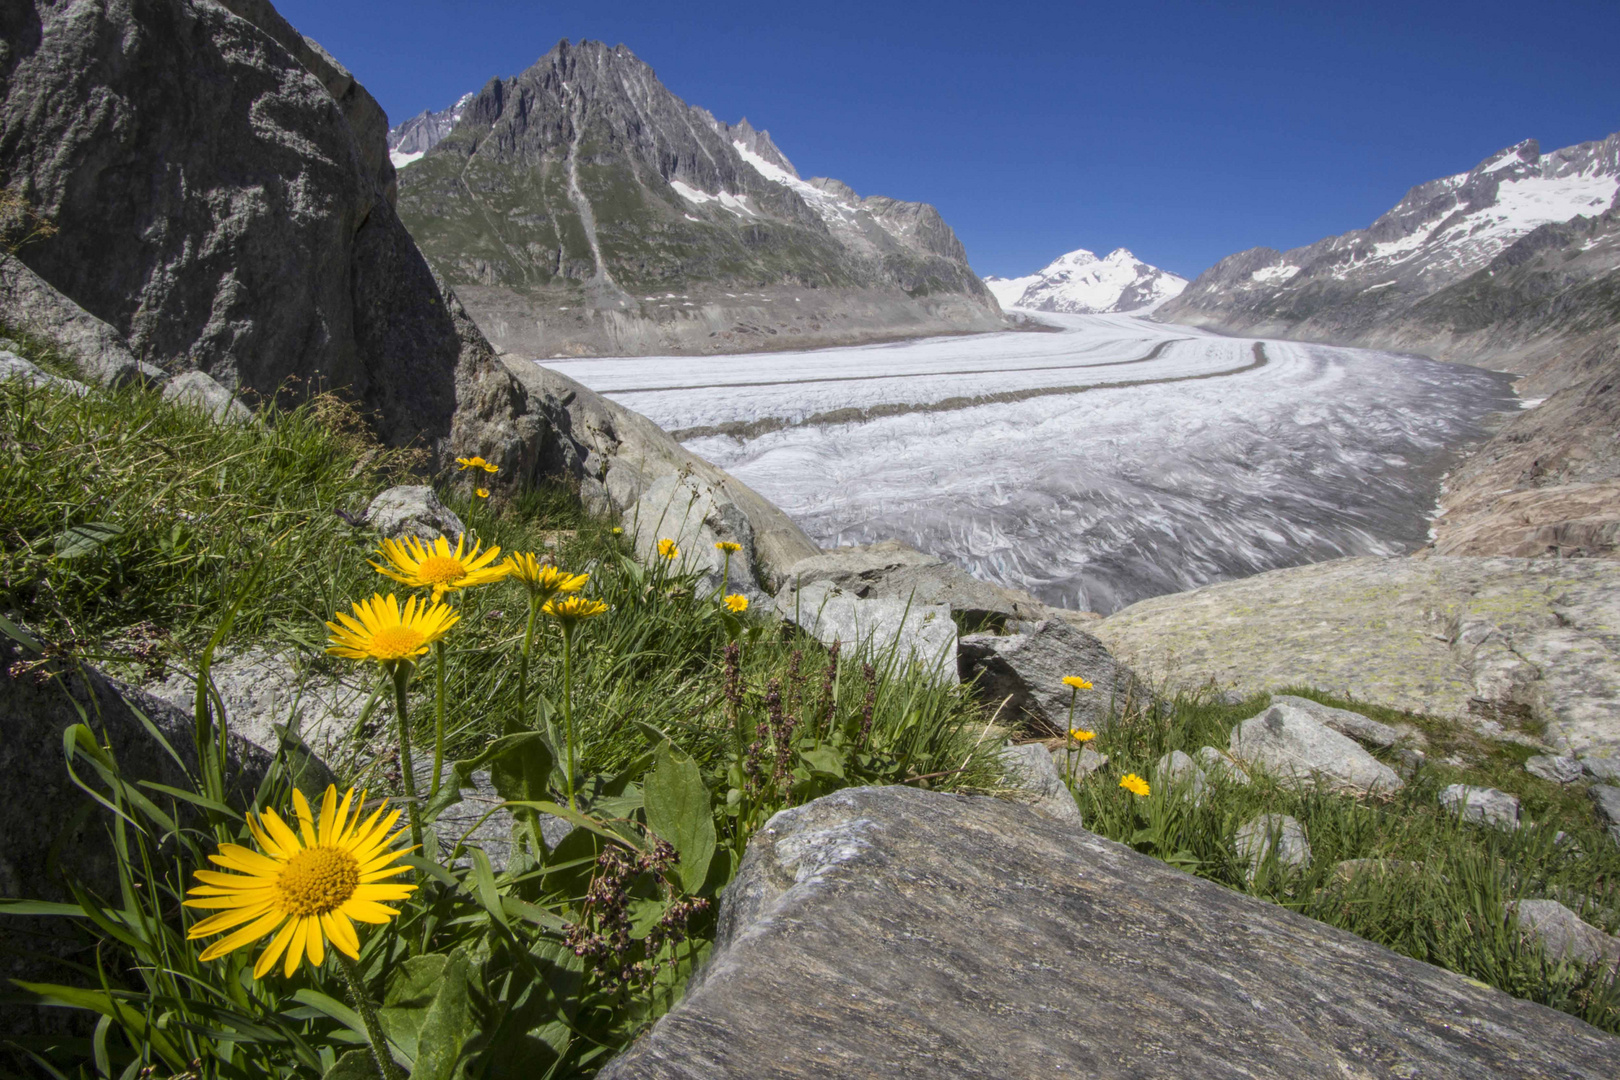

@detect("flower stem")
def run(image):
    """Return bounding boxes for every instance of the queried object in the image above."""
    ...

[338,952,405,1080]
[1065,686,1078,783]
[430,640,447,800]
[562,623,577,811]
[389,662,423,855]
[517,595,540,713]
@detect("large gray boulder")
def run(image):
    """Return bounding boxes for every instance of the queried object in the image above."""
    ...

[631,471,760,601]
[503,362,820,588]
[778,540,1046,626]
[1590,784,1620,844]
[775,581,956,685]
[0,259,161,387]
[1093,555,1620,757]
[0,0,548,476]
[1230,702,1404,795]
[1508,900,1620,970]
[599,786,1620,1078]
[1270,694,1400,749]
[997,742,1083,824]
[957,618,1142,735]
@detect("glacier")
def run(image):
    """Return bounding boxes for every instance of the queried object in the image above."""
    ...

[543,313,1517,614]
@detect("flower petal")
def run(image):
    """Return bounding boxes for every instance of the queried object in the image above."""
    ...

[189,900,277,937]
[254,916,300,979]
[352,884,416,902]
[321,910,361,959]
[198,908,285,963]
[291,790,318,849]
[305,916,326,968]
[339,899,402,925]
[209,844,284,876]
[183,889,276,909]
[284,918,310,978]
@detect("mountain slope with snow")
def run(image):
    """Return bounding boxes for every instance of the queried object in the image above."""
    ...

[986,248,1187,313]
[1157,131,1620,391]
[391,41,1002,356]
[387,93,472,168]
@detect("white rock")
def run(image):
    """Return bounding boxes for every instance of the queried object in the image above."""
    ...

[1230,703,1403,795]
[999,742,1083,825]
[1235,814,1311,880]
[162,369,253,424]
[1524,754,1584,785]
[366,485,467,542]
[1197,745,1252,785]
[1270,695,1399,748]
[1051,745,1108,781]
[1154,749,1208,804]
[0,350,89,395]
[777,580,957,686]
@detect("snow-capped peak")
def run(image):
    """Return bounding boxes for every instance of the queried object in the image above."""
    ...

[985,247,1188,314]
[387,93,476,169]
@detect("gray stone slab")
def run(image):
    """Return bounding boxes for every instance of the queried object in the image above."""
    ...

[958,618,1142,735]
[776,580,957,685]
[998,742,1082,825]
[1230,703,1403,795]
[1508,899,1620,970]
[600,786,1620,1078]
[1270,694,1400,748]
[1441,784,1522,831]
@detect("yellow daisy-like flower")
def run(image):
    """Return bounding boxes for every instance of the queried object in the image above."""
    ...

[504,552,589,602]
[1062,676,1093,690]
[543,595,610,628]
[325,593,458,664]
[714,540,742,553]
[723,593,748,613]
[371,533,509,601]
[611,527,623,535]
[475,488,490,499]
[1069,728,1096,743]
[1119,773,1150,797]
[481,461,498,474]
[657,538,679,560]
[184,785,416,979]
[454,456,489,471]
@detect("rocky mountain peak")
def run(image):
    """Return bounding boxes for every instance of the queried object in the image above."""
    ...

[985,246,1188,314]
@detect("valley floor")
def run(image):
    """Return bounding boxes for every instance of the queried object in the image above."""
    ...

[544,312,1519,613]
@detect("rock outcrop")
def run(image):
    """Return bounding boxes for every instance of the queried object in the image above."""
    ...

[957,618,1144,735]
[777,540,1047,626]
[0,0,542,476]
[600,786,1620,1078]
[1439,784,1522,831]
[1093,555,1620,757]
[774,581,957,686]
[1230,702,1403,795]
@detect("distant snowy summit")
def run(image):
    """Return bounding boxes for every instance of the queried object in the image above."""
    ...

[985,248,1188,314]
[387,92,473,168]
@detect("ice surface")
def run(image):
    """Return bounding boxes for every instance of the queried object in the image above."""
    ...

[544,314,1516,614]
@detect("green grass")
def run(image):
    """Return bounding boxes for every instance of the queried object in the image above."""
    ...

[0,336,1000,1078]
[1068,686,1620,1033]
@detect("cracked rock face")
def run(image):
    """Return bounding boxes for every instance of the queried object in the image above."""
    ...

[599,786,1620,1078]
[1093,555,1620,757]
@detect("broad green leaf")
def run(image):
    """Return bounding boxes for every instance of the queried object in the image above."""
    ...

[426,731,555,823]
[324,1049,380,1080]
[381,954,449,1062]
[644,742,716,893]
[410,947,474,1080]
[53,521,124,558]
[799,746,846,779]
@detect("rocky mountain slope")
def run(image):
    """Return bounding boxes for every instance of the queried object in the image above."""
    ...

[392,40,1005,358]
[1158,132,1620,559]
[985,247,1187,313]
[388,92,472,168]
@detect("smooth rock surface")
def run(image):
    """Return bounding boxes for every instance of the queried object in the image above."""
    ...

[1093,555,1620,756]
[161,370,254,425]
[1526,754,1586,785]
[1509,900,1620,970]
[997,742,1083,825]
[776,582,956,685]
[957,618,1142,735]
[1230,703,1404,794]
[366,485,468,542]
[1051,744,1108,781]
[1582,757,1620,782]
[779,540,1046,626]
[631,471,760,601]
[1440,785,1522,831]
[1271,694,1400,748]
[1235,813,1312,878]
[1197,744,1253,785]
[600,786,1620,1079]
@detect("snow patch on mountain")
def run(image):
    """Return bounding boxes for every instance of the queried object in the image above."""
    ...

[985,248,1188,314]
[386,92,475,169]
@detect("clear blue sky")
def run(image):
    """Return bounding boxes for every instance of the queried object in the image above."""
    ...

[276,0,1620,280]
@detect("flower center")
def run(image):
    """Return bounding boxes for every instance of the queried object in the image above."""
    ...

[275,846,359,917]
[368,624,428,660]
[417,556,469,587]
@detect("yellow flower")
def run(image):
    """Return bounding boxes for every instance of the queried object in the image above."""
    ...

[1062,676,1093,690]
[325,593,458,663]
[371,533,509,601]
[504,552,589,602]
[481,461,498,474]
[611,527,623,535]
[657,538,679,560]
[184,785,415,979]
[1119,773,1150,797]
[723,593,748,613]
[454,456,489,471]
[714,541,742,553]
[1069,728,1096,743]
[475,488,490,499]
[543,595,610,628]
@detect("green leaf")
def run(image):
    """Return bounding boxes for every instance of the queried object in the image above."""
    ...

[489,724,558,810]
[53,521,124,558]
[643,742,716,892]
[799,745,846,779]
[12,983,186,1068]
[425,731,554,822]
[324,1049,381,1080]
[410,947,474,1080]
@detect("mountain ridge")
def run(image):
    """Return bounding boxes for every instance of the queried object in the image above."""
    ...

[391,40,1005,357]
